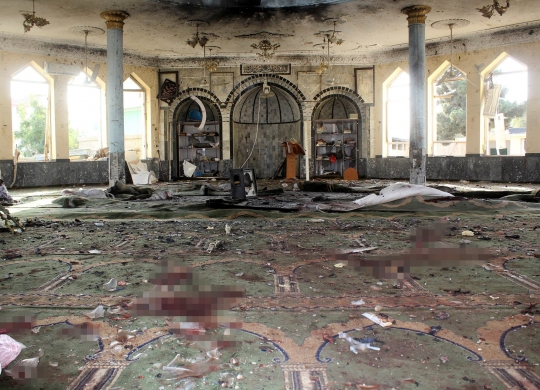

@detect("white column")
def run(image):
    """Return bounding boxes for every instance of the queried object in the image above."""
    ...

[463,66,484,156]
[402,5,431,185]
[221,109,231,160]
[0,74,13,161]
[52,75,70,161]
[526,62,540,155]
[304,118,311,181]
[101,10,129,186]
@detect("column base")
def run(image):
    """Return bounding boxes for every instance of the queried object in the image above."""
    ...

[525,153,540,157]
[54,159,71,163]
[465,154,482,157]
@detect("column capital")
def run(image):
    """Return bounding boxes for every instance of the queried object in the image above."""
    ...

[100,10,130,30]
[401,5,431,25]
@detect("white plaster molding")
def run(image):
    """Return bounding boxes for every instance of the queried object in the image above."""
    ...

[0,21,539,68]
[0,32,157,67]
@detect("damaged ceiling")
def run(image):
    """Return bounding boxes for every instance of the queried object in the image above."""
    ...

[0,0,539,62]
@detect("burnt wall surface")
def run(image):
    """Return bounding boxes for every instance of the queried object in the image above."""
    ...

[364,156,540,183]
[0,159,169,188]
[2,156,540,187]
[0,161,109,188]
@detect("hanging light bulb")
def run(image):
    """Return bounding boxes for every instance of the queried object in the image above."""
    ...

[187,37,198,48]
[315,39,330,75]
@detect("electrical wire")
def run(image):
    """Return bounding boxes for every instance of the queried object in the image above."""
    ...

[240,93,262,168]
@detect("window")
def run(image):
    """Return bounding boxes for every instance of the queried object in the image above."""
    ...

[68,72,104,159]
[11,65,50,160]
[486,56,527,156]
[123,77,146,159]
[386,71,410,157]
[432,65,467,156]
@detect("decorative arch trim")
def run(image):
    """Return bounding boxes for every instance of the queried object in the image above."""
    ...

[310,93,363,124]
[171,90,223,124]
[225,74,306,104]
[169,88,223,121]
[313,86,364,104]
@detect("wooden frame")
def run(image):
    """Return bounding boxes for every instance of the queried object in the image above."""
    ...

[354,67,375,105]
[158,71,179,105]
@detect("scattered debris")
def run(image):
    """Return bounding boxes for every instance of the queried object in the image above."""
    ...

[103,278,118,291]
[225,224,231,235]
[435,312,450,320]
[84,305,105,320]
[351,299,365,306]
[53,196,89,208]
[5,348,44,379]
[462,230,475,236]
[206,240,223,254]
[401,378,419,385]
[323,333,335,344]
[0,334,26,374]
[362,312,393,327]
[0,204,25,234]
[353,182,453,208]
[338,332,380,353]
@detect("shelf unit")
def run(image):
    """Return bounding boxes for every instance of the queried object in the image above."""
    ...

[177,121,221,177]
[313,119,358,177]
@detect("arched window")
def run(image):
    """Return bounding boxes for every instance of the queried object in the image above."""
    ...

[11,64,50,160]
[485,56,527,156]
[431,65,467,156]
[68,72,104,159]
[123,77,146,159]
[386,71,410,157]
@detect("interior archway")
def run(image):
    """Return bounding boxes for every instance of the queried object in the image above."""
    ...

[312,94,361,178]
[232,83,302,179]
[172,97,222,178]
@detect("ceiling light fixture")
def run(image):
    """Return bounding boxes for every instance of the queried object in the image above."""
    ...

[200,46,209,87]
[327,21,344,45]
[21,0,49,33]
[204,46,220,73]
[315,42,330,75]
[322,17,346,45]
[186,20,210,48]
[477,0,510,18]
[314,18,346,75]
[251,40,280,59]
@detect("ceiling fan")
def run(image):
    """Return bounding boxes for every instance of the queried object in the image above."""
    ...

[84,32,100,83]
[431,19,476,87]
[70,26,104,84]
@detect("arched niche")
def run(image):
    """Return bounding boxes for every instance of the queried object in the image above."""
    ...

[231,82,303,179]
[172,95,222,178]
[311,93,362,178]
